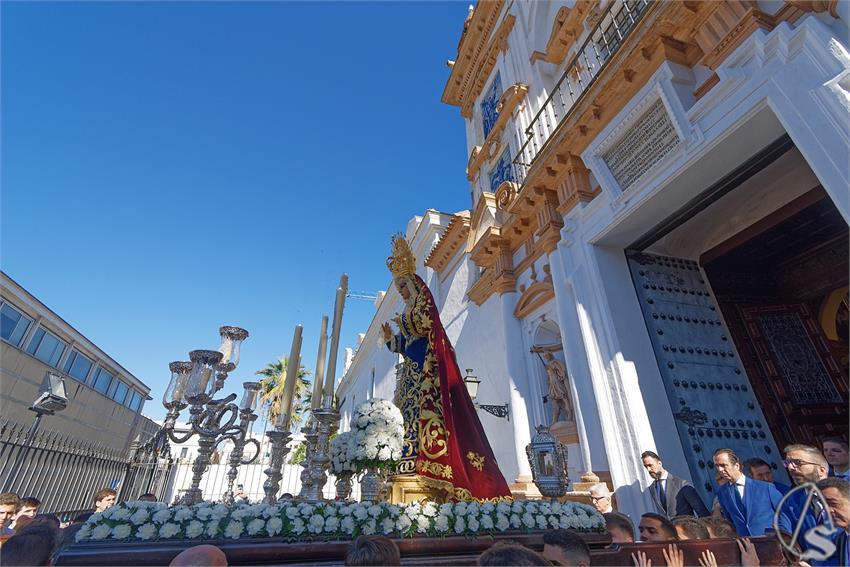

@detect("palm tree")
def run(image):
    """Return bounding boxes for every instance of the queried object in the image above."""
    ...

[256,357,312,429]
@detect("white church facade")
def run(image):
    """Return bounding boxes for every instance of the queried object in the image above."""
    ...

[337,0,850,519]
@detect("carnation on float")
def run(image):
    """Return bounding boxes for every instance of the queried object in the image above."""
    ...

[325,516,340,532]
[468,517,480,532]
[434,515,450,532]
[91,524,111,540]
[395,515,412,532]
[111,524,132,540]
[174,507,194,522]
[247,518,265,536]
[352,505,368,520]
[454,516,466,534]
[266,517,283,536]
[308,514,325,534]
[510,514,522,529]
[160,523,181,539]
[381,517,395,535]
[292,518,306,535]
[341,516,355,534]
[480,515,494,530]
[205,521,221,538]
[129,509,150,525]
[137,523,157,541]
[495,515,510,531]
[368,504,382,518]
[224,520,244,539]
[362,519,377,535]
[186,520,204,539]
[152,508,172,524]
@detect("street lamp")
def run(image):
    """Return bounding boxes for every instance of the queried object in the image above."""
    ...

[526,424,570,499]
[463,368,509,420]
[3,372,68,491]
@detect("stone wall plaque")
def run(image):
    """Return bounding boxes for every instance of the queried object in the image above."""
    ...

[602,98,680,191]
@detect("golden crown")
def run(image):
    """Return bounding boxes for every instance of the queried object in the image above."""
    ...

[386,233,416,279]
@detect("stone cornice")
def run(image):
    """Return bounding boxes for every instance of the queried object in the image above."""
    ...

[467,83,529,181]
[443,7,516,119]
[425,212,471,273]
[469,226,503,269]
[468,269,496,306]
[514,278,555,319]
[530,1,595,66]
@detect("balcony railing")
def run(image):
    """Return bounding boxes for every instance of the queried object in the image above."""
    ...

[512,0,653,186]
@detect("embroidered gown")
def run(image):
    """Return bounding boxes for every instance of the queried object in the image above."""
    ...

[386,275,512,501]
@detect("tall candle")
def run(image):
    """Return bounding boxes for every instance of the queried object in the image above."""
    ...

[323,274,348,407]
[311,315,329,411]
[275,325,303,430]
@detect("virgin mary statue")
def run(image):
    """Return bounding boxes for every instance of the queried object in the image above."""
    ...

[382,234,512,501]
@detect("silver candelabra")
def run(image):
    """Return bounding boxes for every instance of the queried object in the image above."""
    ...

[161,326,258,506]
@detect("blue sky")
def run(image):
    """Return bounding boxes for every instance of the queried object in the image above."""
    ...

[1,1,471,422]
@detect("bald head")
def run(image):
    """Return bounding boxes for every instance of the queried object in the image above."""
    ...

[169,545,228,567]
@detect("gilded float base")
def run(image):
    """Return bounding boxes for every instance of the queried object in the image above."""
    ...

[389,474,447,504]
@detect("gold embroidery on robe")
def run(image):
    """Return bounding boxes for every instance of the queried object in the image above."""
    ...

[466,451,485,472]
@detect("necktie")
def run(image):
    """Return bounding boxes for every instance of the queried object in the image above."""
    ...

[657,480,667,513]
[734,482,746,515]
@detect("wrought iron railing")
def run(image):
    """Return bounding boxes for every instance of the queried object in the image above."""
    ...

[512,0,653,185]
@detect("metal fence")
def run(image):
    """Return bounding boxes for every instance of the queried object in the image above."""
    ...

[0,417,170,521]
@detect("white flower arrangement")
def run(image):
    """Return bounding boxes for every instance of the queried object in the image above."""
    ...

[329,431,356,475]
[348,399,404,472]
[76,499,604,543]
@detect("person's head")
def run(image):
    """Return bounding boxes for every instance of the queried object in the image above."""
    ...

[15,496,41,520]
[477,542,552,566]
[817,477,850,531]
[698,516,737,538]
[671,516,710,540]
[27,514,61,531]
[713,448,743,483]
[744,458,774,483]
[1,524,60,566]
[822,437,849,470]
[168,544,228,567]
[137,493,157,502]
[93,488,117,512]
[784,444,829,485]
[542,530,591,566]
[0,492,20,528]
[603,512,635,544]
[344,535,401,566]
[588,483,612,513]
[638,513,678,542]
[641,450,665,480]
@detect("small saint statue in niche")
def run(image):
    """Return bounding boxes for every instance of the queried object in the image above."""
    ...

[543,352,574,424]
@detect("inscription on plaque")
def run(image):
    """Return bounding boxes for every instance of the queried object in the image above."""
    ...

[603,98,680,191]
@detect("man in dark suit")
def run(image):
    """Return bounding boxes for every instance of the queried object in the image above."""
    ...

[714,447,792,536]
[641,450,709,518]
[815,477,849,566]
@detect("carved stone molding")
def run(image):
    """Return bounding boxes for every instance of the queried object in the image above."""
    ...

[468,270,496,306]
[530,1,595,66]
[495,180,519,211]
[461,15,517,118]
[514,280,555,319]
[555,154,599,215]
[786,0,840,18]
[425,212,471,273]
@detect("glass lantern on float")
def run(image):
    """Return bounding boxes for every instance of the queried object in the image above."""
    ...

[526,424,570,499]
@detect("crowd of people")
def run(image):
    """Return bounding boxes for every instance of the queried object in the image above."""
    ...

[0,439,847,566]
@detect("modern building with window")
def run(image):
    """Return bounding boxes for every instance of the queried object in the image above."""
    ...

[1,271,153,452]
[338,0,849,518]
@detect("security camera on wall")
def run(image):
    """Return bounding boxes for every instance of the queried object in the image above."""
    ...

[30,372,68,415]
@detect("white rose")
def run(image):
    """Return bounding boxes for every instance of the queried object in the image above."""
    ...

[247,518,265,536]
[111,524,132,539]
[160,522,180,539]
[91,524,111,540]
[224,520,244,539]
[137,523,157,541]
[186,520,204,539]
